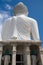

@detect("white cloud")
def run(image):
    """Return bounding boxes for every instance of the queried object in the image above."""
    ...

[0,24,2,33]
[0,14,3,19]
[5,4,12,10]
[0,10,11,24]
[0,24,2,40]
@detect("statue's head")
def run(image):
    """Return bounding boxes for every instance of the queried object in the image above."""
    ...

[14,2,28,16]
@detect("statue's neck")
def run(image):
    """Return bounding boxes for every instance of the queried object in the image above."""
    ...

[15,13,27,16]
[15,14,24,16]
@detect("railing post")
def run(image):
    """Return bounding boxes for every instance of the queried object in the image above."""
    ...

[12,44,16,65]
[24,45,31,65]
[0,45,3,65]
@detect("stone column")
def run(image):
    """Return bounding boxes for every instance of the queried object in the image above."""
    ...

[24,46,31,65]
[12,45,16,65]
[0,46,3,65]
[40,47,43,65]
[31,55,36,65]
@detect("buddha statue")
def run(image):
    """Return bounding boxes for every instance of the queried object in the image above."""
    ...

[1,2,40,41]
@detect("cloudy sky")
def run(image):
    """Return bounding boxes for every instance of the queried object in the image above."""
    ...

[0,0,43,44]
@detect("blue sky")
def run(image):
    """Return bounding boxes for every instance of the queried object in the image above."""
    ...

[0,0,43,45]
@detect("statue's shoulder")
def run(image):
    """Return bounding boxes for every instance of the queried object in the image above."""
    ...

[3,16,16,25]
[18,15,38,25]
[6,16,16,21]
[3,16,16,28]
[27,17,38,25]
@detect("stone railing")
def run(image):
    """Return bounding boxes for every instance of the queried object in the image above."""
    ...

[0,40,42,65]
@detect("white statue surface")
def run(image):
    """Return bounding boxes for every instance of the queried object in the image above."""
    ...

[1,2,40,41]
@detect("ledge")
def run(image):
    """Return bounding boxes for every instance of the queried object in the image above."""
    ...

[0,40,41,46]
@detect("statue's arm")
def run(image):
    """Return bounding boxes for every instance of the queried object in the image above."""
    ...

[31,19,40,41]
[1,18,12,39]
[1,17,16,40]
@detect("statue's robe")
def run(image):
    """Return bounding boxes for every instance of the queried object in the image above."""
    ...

[1,15,40,41]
